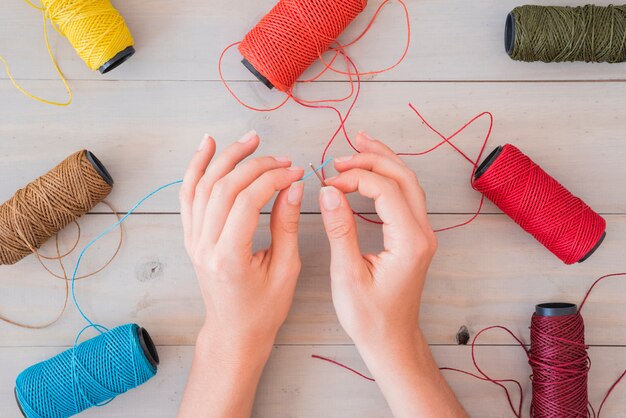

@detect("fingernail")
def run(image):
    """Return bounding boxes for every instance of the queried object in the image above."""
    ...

[358,130,375,141]
[325,175,337,182]
[198,134,210,150]
[335,155,353,163]
[238,130,257,143]
[321,186,341,211]
[288,181,304,205]
[275,156,291,162]
[288,166,302,171]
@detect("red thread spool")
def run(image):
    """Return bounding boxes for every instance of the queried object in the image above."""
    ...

[530,303,588,417]
[239,0,367,91]
[473,144,606,264]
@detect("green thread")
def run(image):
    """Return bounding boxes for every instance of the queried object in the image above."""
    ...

[508,4,626,63]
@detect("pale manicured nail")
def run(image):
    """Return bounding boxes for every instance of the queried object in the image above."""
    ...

[238,130,257,143]
[335,155,353,163]
[275,156,291,162]
[321,186,341,211]
[287,166,302,172]
[359,130,375,141]
[198,134,210,150]
[288,181,304,205]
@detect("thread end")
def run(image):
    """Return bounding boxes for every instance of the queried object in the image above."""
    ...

[137,326,159,369]
[505,13,515,57]
[241,58,274,89]
[535,302,578,317]
[99,46,135,74]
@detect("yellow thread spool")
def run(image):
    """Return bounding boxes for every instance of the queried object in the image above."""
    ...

[42,0,135,73]
[0,0,134,106]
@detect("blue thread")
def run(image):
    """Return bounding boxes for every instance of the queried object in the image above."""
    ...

[70,179,183,330]
[15,180,182,417]
[300,158,333,181]
[16,164,327,417]
[15,324,156,418]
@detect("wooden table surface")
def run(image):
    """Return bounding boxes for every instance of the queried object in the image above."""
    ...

[2,0,626,416]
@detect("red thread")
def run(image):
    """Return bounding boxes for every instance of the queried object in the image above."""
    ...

[472,144,606,265]
[312,273,626,417]
[220,1,605,265]
[218,0,411,169]
[239,0,367,92]
[311,354,376,381]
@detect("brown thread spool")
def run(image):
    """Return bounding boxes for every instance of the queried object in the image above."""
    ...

[0,150,113,265]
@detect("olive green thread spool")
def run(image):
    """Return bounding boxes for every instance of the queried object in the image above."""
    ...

[505,5,626,63]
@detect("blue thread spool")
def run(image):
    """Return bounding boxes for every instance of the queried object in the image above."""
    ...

[15,324,158,417]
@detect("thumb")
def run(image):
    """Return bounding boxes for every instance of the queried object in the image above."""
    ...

[270,181,304,276]
[319,186,362,274]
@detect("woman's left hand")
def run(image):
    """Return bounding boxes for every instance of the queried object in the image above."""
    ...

[180,130,305,347]
[178,130,304,418]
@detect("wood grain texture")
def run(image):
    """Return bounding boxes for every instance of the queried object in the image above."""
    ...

[2,0,626,415]
[1,214,625,347]
[1,81,626,214]
[2,0,625,82]
[1,345,625,417]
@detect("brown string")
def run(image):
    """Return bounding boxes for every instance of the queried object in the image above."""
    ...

[0,150,121,329]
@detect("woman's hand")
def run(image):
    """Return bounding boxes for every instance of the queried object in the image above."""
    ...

[321,131,436,350]
[178,131,304,418]
[320,132,467,418]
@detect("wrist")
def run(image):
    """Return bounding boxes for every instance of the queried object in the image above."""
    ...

[356,329,425,376]
[196,323,275,370]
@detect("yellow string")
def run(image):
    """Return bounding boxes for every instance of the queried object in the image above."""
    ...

[0,0,133,106]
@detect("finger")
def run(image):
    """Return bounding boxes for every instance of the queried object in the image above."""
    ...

[200,155,292,247]
[191,130,259,243]
[354,131,403,164]
[319,185,365,280]
[217,167,305,256]
[180,134,216,250]
[324,169,423,255]
[333,152,432,233]
[268,181,304,280]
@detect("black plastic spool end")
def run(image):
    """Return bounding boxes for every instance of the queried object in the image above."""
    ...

[241,58,274,90]
[474,145,503,180]
[535,302,578,317]
[579,231,606,263]
[137,326,160,369]
[85,151,114,186]
[505,12,515,57]
[98,46,135,74]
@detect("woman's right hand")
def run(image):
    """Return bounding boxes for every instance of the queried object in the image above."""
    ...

[320,131,437,351]
[319,131,467,418]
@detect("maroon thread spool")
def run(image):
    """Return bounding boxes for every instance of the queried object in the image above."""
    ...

[473,144,606,264]
[530,303,588,417]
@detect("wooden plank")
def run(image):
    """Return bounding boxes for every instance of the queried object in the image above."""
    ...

[2,81,626,214]
[1,214,625,347]
[1,344,624,417]
[2,0,625,82]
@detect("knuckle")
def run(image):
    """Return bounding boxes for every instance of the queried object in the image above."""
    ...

[405,167,419,183]
[192,250,207,267]
[326,220,354,240]
[235,190,254,210]
[211,178,231,199]
[206,255,224,274]
[280,216,300,234]
[194,177,212,197]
